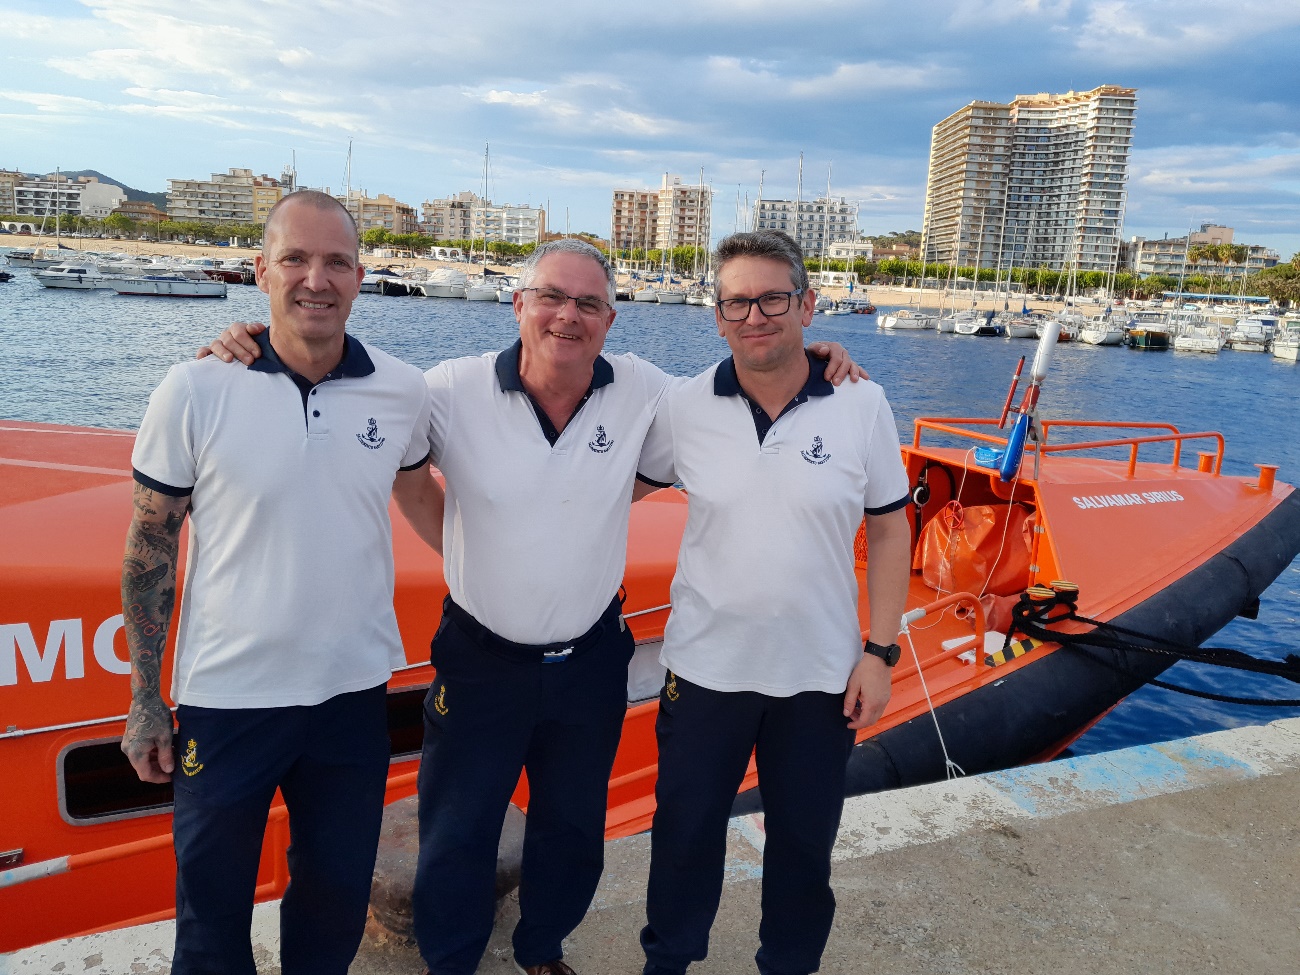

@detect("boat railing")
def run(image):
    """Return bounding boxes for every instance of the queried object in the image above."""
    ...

[911,417,1226,477]
[1038,420,1225,477]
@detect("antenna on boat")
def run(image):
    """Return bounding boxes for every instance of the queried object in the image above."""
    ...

[997,320,1060,482]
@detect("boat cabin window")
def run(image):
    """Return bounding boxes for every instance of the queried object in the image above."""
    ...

[59,687,431,824]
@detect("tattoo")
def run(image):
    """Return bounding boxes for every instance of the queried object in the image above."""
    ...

[121,484,188,767]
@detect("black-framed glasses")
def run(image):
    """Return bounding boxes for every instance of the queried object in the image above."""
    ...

[717,289,805,322]
[521,287,612,317]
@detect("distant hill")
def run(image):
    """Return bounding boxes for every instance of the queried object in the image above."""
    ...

[43,169,168,210]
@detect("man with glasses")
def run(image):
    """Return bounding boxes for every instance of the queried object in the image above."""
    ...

[201,237,862,975]
[635,230,912,975]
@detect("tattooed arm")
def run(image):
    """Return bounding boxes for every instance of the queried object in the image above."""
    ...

[120,482,191,783]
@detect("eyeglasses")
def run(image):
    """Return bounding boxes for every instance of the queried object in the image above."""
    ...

[521,287,612,318]
[716,289,805,322]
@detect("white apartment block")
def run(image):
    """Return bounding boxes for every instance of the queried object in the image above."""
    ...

[1130,225,1279,278]
[168,168,258,223]
[654,175,711,250]
[610,174,712,253]
[13,175,125,218]
[752,196,858,257]
[922,85,1136,274]
[422,192,544,245]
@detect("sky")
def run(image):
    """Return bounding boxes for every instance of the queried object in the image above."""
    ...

[4,0,1300,259]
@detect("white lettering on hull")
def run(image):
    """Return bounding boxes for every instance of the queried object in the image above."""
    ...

[1071,489,1186,510]
[1,616,128,685]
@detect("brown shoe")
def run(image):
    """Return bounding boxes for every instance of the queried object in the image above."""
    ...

[515,961,577,975]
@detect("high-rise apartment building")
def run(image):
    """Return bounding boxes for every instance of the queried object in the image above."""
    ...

[752,196,858,256]
[0,170,24,215]
[610,174,712,253]
[610,189,658,253]
[654,175,711,250]
[337,192,418,236]
[921,85,1136,273]
[421,192,544,245]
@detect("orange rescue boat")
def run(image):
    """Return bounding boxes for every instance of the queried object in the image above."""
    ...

[3,338,1299,953]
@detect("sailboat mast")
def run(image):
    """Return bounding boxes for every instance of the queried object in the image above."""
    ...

[796,152,803,250]
[754,170,764,233]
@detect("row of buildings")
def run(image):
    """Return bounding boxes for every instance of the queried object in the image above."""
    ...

[164,167,550,245]
[0,171,132,220]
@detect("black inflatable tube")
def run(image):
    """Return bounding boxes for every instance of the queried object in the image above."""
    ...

[732,488,1300,815]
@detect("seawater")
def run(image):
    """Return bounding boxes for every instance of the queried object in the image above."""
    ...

[2,262,1297,756]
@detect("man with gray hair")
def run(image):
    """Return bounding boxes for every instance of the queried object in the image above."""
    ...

[202,236,863,975]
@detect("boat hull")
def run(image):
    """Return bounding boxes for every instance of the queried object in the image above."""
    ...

[110,278,227,298]
[734,489,1300,806]
[3,417,1299,952]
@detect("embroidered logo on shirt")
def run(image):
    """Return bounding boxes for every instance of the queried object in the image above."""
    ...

[356,418,386,450]
[588,424,614,453]
[181,738,204,777]
[432,684,449,716]
[665,671,679,702]
[801,436,831,465]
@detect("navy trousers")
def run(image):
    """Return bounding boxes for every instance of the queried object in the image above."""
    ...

[170,684,390,975]
[413,598,634,974]
[641,674,856,975]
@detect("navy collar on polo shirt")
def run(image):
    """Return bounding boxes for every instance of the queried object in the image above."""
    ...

[495,339,615,446]
[251,328,375,415]
[715,349,834,444]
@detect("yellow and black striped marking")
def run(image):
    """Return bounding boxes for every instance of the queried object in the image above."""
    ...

[986,636,1045,667]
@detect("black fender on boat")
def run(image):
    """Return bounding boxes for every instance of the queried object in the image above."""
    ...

[731,488,1300,814]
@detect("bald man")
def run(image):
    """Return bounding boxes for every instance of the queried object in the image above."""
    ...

[121,190,434,975]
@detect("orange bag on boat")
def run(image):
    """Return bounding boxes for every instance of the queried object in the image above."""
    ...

[913,500,1034,597]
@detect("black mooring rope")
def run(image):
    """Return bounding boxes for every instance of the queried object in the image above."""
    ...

[1006,584,1300,708]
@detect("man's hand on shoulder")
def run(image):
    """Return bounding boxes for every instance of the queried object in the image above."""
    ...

[807,341,868,385]
[196,321,266,364]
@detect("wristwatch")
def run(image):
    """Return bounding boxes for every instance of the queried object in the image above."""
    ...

[863,639,901,667]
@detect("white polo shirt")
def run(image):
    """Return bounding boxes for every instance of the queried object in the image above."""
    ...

[638,353,910,696]
[131,331,432,708]
[427,341,672,643]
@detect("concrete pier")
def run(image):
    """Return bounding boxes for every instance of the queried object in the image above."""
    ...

[5,717,1298,975]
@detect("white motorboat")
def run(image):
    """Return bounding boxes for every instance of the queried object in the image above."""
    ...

[954,313,1005,337]
[879,309,936,330]
[420,268,468,299]
[1079,318,1126,346]
[110,272,227,298]
[1225,319,1270,352]
[496,276,519,303]
[655,290,687,304]
[814,295,834,311]
[938,310,979,334]
[1173,323,1225,354]
[465,276,499,301]
[32,264,113,290]
[632,287,660,303]
[1271,323,1300,362]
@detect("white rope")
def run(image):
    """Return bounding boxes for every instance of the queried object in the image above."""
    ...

[900,623,966,780]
